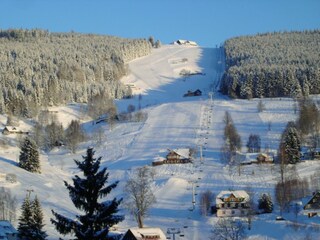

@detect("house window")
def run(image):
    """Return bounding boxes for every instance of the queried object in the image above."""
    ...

[221,204,224,208]
[235,203,239,208]
[241,203,245,208]
[227,203,231,208]
[231,210,235,214]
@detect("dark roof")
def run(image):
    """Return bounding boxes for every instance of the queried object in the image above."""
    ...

[304,191,320,210]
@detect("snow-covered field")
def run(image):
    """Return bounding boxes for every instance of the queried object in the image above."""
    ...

[1,44,320,239]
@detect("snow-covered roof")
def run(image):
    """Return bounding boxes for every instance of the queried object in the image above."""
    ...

[235,152,273,164]
[171,148,190,159]
[153,156,166,162]
[187,40,198,46]
[122,227,167,240]
[174,40,198,46]
[235,152,259,164]
[216,190,250,205]
[0,220,18,237]
[3,126,20,132]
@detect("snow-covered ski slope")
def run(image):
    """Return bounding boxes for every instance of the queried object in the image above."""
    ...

[1,44,320,239]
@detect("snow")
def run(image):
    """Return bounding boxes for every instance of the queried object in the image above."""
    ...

[1,44,320,239]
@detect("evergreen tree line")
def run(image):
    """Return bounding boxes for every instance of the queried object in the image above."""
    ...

[0,29,152,117]
[220,30,320,99]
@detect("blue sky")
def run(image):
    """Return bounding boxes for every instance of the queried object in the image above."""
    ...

[1,0,319,47]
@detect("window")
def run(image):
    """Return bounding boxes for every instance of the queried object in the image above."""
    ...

[231,210,235,214]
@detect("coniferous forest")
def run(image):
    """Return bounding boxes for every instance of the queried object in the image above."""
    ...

[0,29,152,117]
[220,30,320,99]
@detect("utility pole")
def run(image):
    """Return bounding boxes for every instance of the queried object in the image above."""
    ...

[192,181,196,210]
[199,145,203,163]
[167,228,181,240]
[208,92,213,102]
[26,189,34,198]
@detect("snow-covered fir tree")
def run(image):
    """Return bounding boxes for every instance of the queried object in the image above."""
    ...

[19,136,41,173]
[18,194,34,239]
[279,122,301,164]
[31,196,47,240]
[18,194,47,240]
[51,147,124,240]
[258,193,273,213]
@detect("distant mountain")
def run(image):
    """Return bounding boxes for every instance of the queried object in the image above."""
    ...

[220,30,320,99]
[0,29,152,117]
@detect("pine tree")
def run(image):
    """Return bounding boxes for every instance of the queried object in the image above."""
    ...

[31,196,47,240]
[18,194,47,240]
[246,134,261,153]
[258,193,273,213]
[51,147,124,240]
[279,122,301,164]
[18,194,33,239]
[19,136,41,173]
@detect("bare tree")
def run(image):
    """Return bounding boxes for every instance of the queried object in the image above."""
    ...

[87,92,116,120]
[222,111,241,164]
[257,100,266,112]
[92,127,105,147]
[0,187,17,222]
[124,166,156,228]
[211,218,246,240]
[199,190,214,216]
[65,119,86,153]
[44,121,64,150]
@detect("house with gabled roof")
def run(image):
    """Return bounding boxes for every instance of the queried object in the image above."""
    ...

[121,227,167,240]
[0,220,18,240]
[216,190,250,217]
[164,148,192,164]
[235,152,274,165]
[303,191,320,218]
[152,148,193,166]
[2,126,29,135]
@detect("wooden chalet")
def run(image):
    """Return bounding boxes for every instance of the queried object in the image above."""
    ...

[121,227,166,240]
[164,148,192,164]
[152,149,193,166]
[256,153,274,164]
[236,152,273,165]
[2,126,29,135]
[303,191,320,218]
[216,190,250,217]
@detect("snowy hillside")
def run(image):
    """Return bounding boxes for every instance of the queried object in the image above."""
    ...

[1,44,320,239]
